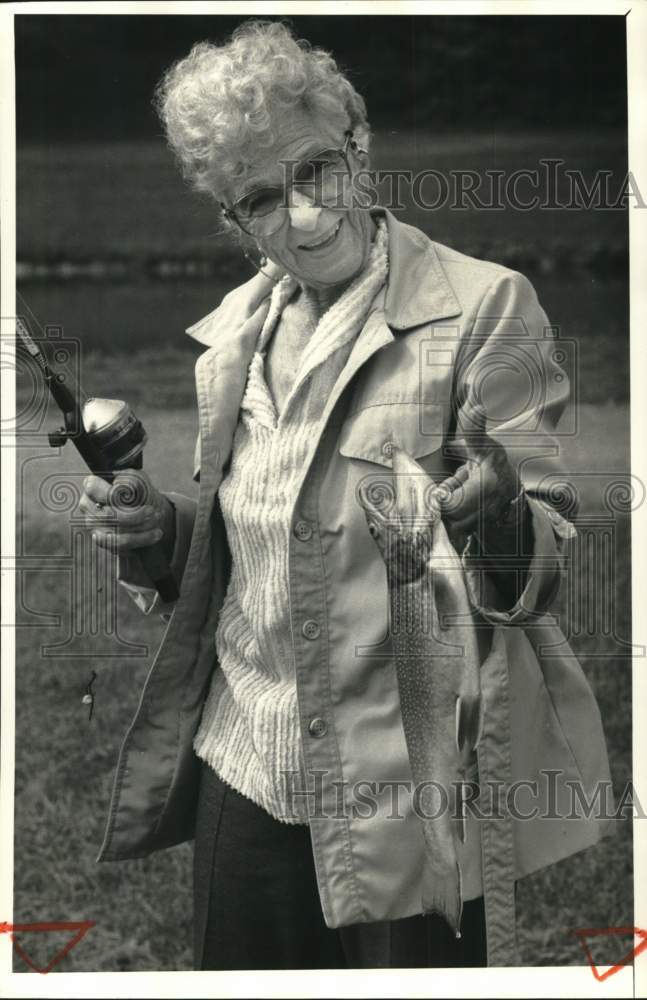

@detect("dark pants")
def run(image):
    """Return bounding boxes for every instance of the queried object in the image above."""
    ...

[193,759,487,970]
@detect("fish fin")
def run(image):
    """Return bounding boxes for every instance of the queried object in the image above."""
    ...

[453,782,467,844]
[474,695,485,750]
[422,861,463,939]
[456,694,483,754]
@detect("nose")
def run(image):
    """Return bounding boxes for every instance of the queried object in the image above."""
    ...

[288,189,322,232]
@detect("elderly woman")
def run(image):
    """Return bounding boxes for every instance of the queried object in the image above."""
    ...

[80,20,612,970]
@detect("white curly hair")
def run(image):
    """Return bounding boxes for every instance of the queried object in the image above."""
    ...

[154,19,371,204]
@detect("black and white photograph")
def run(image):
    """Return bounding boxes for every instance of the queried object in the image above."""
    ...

[1,2,646,994]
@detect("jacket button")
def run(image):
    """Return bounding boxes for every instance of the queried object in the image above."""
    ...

[308,717,328,738]
[302,619,321,640]
[294,520,313,541]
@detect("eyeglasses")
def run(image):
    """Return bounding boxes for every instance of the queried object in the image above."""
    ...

[221,131,365,240]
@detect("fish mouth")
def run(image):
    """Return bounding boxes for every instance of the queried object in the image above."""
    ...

[298,219,343,251]
[391,445,427,478]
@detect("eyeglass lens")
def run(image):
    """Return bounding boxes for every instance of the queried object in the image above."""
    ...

[235,149,350,237]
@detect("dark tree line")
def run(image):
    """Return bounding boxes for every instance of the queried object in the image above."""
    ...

[16,14,626,142]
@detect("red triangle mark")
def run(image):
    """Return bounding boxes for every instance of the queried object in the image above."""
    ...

[0,920,95,974]
[571,926,647,981]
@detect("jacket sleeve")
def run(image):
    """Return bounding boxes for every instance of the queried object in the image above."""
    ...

[116,491,197,618]
[447,269,577,624]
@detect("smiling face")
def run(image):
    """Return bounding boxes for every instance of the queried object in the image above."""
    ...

[222,108,376,292]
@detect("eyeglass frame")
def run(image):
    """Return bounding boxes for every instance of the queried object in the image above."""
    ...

[220,130,367,240]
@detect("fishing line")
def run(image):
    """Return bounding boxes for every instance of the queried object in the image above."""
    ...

[15,289,89,402]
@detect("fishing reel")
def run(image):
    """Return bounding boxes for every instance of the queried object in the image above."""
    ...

[47,394,177,601]
[18,318,179,603]
[48,397,147,474]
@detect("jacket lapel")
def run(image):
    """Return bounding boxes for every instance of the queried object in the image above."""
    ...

[184,208,464,482]
[193,297,271,487]
[326,210,463,407]
[379,208,462,330]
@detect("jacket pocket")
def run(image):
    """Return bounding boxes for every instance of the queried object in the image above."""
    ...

[338,401,445,466]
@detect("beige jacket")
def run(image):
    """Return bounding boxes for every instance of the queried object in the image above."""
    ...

[99,208,613,966]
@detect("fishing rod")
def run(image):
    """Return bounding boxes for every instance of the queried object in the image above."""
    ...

[15,316,179,604]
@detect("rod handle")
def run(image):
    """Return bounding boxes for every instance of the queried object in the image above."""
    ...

[109,476,179,604]
[135,543,180,604]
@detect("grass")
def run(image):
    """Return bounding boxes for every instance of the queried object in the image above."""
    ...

[13,411,198,972]
[11,401,632,972]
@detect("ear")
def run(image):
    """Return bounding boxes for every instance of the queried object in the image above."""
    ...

[350,138,370,165]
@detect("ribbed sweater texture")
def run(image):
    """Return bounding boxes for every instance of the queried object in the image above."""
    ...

[193,220,389,823]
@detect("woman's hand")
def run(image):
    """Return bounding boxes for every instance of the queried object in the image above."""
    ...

[434,409,532,607]
[435,406,523,550]
[78,469,175,556]
[436,443,521,541]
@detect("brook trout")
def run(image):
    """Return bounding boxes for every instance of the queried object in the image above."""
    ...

[360,445,483,937]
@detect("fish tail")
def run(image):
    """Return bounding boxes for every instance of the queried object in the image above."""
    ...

[421,860,464,939]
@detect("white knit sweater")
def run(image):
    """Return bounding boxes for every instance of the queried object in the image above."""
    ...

[193,219,389,823]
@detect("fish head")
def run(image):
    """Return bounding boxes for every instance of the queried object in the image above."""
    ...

[359,445,443,583]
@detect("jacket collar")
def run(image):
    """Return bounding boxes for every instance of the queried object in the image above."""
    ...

[186,206,461,347]
[376,207,462,330]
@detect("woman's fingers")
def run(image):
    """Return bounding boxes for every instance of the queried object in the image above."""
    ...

[436,455,500,523]
[78,469,167,551]
[83,475,111,506]
[78,488,159,523]
[434,462,480,520]
[108,470,154,511]
[436,445,521,531]
[435,463,470,501]
[82,500,160,528]
[92,525,165,551]
[440,474,483,524]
